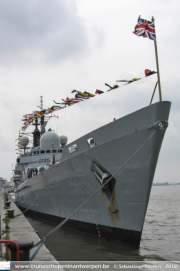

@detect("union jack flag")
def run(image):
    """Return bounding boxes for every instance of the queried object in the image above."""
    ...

[133,17,156,41]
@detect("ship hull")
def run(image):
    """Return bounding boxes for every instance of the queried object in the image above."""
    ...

[19,207,142,248]
[15,101,171,248]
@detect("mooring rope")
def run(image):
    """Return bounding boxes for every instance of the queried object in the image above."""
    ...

[28,129,157,262]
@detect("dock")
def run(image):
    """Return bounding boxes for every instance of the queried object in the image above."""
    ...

[0,191,64,270]
[0,191,114,271]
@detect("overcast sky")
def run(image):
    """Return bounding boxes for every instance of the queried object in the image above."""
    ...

[0,0,179,183]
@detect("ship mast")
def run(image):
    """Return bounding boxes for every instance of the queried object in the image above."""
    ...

[32,118,40,147]
[32,96,43,147]
[40,96,45,132]
[152,16,162,102]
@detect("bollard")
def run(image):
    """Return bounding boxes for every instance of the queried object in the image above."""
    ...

[4,193,8,201]
[7,209,14,218]
[8,240,34,261]
[5,201,11,208]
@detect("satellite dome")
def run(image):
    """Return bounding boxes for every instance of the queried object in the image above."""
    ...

[40,131,60,150]
[60,135,68,147]
[20,136,29,146]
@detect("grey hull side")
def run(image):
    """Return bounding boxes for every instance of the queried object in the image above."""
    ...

[15,101,171,247]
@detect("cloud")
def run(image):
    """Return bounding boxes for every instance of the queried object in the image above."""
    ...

[0,0,89,65]
[0,0,180,184]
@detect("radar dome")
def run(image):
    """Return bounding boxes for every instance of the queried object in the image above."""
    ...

[20,136,29,146]
[40,130,60,150]
[60,135,68,147]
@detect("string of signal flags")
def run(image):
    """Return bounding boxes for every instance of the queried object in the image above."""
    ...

[19,14,160,135]
[19,69,156,136]
[16,15,161,149]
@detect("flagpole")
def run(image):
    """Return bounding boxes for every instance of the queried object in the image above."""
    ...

[152,16,162,101]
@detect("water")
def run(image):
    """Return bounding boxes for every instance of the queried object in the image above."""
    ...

[26,185,180,261]
[140,185,180,261]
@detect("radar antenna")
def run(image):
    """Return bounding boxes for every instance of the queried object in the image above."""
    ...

[40,96,43,110]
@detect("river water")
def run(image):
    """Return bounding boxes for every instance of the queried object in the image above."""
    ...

[26,185,180,262]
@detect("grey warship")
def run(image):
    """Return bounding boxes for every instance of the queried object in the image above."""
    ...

[13,98,171,248]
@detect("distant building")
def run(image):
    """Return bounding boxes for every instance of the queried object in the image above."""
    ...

[0,177,7,188]
[153,182,180,186]
[9,177,14,187]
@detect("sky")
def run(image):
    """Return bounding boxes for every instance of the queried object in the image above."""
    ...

[0,0,179,183]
